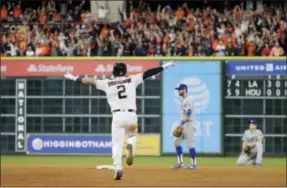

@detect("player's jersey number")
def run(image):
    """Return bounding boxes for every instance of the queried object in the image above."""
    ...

[117,85,127,99]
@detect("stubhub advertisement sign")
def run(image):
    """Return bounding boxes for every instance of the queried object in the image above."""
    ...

[162,61,222,154]
[27,134,112,155]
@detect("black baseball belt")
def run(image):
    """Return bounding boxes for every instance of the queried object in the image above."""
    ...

[112,109,135,113]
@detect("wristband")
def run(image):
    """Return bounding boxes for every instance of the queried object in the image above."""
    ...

[185,109,191,117]
[180,120,185,126]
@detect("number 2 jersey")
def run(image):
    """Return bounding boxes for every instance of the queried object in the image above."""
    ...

[95,73,143,112]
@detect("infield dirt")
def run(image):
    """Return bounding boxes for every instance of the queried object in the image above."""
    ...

[1,163,286,186]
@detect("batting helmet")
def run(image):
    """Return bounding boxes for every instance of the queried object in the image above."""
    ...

[113,62,127,77]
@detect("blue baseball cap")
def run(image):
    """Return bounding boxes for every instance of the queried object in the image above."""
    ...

[175,84,187,90]
[249,120,257,125]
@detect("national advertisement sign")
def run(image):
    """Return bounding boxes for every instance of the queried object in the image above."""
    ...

[27,134,160,155]
[1,59,159,77]
[162,61,222,154]
[226,60,286,75]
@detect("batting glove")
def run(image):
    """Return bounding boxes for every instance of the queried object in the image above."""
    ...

[64,72,78,81]
[161,61,175,69]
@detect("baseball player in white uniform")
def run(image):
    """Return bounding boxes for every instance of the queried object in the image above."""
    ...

[172,84,197,169]
[237,120,264,166]
[64,61,174,180]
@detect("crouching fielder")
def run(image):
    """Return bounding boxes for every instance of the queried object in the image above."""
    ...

[237,120,264,166]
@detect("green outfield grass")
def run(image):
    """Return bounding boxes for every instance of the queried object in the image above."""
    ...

[1,156,286,167]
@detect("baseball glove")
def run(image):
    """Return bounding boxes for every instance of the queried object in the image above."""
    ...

[173,125,184,137]
[243,145,252,154]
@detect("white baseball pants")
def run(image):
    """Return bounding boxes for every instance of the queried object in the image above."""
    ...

[111,111,138,170]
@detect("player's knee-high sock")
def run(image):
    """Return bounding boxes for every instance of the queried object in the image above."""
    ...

[112,128,125,170]
[189,147,197,166]
[127,135,137,155]
[255,142,263,163]
[175,146,183,164]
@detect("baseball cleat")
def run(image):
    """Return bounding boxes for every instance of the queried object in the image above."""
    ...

[126,144,133,166]
[253,162,262,166]
[171,163,184,169]
[184,165,197,169]
[114,169,123,180]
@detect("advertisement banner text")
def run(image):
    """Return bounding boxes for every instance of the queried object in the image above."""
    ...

[27,134,160,155]
[1,59,159,77]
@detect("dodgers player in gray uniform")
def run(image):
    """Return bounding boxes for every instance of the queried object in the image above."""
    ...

[237,120,264,166]
[172,84,197,169]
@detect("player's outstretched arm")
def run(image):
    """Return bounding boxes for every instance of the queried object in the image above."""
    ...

[142,61,174,80]
[64,72,96,87]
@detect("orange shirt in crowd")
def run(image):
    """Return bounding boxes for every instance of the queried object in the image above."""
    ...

[1,7,8,19]
[203,27,212,36]
[222,35,237,48]
[39,11,46,23]
[19,40,27,50]
[203,17,210,26]
[230,36,237,47]
[53,12,61,21]
[246,41,256,56]
[37,44,51,56]
[51,33,59,47]
[175,8,185,19]
[220,35,228,46]
[212,41,218,50]
[100,27,109,38]
[188,22,195,32]
[14,7,21,18]
[125,18,132,27]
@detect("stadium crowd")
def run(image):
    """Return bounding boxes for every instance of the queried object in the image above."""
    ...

[0,0,286,57]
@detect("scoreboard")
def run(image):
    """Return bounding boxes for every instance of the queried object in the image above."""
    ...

[224,60,286,155]
[226,75,286,98]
